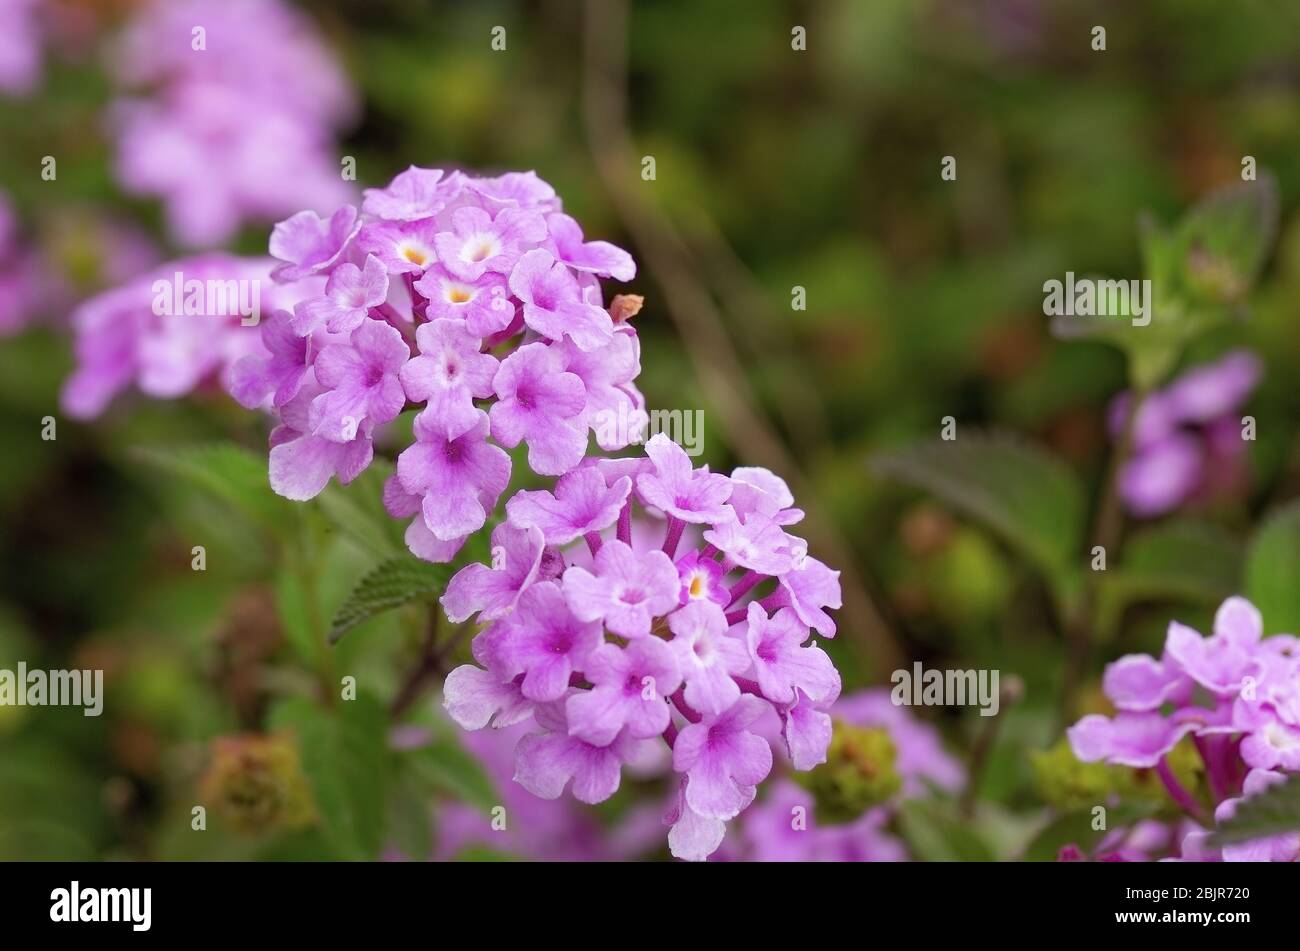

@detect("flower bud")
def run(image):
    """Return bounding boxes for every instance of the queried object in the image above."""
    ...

[200,734,316,835]
[800,722,902,822]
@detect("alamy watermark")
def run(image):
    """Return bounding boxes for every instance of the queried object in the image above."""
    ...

[890,662,1000,717]
[593,404,705,457]
[151,271,261,326]
[1043,271,1151,327]
[0,663,103,716]
[50,882,151,932]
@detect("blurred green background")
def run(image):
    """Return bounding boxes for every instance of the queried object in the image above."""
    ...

[2,0,1300,860]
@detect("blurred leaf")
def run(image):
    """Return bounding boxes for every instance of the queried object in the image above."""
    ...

[275,567,322,668]
[270,693,390,860]
[131,442,291,533]
[1096,520,1242,637]
[406,740,498,813]
[1210,772,1300,847]
[872,432,1086,584]
[1021,803,1159,861]
[1171,173,1278,308]
[388,776,434,861]
[895,799,994,862]
[315,459,404,560]
[1245,501,1300,632]
[453,845,520,862]
[329,557,450,644]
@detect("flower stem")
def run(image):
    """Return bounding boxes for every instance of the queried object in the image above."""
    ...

[617,500,632,546]
[727,570,761,607]
[662,516,684,558]
[1156,754,1208,824]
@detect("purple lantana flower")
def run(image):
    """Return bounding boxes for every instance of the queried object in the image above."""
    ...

[293,253,389,335]
[434,206,546,282]
[110,0,357,246]
[309,319,408,442]
[65,165,647,558]
[1068,595,1300,861]
[440,433,843,860]
[489,342,589,475]
[269,205,361,283]
[505,467,631,546]
[545,212,636,281]
[396,408,511,542]
[563,539,679,639]
[399,318,499,422]
[1113,350,1262,517]
[510,248,615,352]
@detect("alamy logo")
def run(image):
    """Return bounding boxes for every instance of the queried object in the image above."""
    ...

[592,405,705,457]
[0,663,103,716]
[50,882,151,932]
[151,271,262,326]
[890,663,1001,717]
[1043,271,1151,327]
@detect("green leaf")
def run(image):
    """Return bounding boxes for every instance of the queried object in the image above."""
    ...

[1021,803,1158,861]
[871,432,1086,582]
[329,557,451,644]
[1171,173,1278,308]
[1245,501,1300,633]
[1210,772,1300,847]
[131,442,291,532]
[1095,520,1242,638]
[274,566,322,667]
[387,776,434,861]
[270,693,391,860]
[315,459,405,559]
[405,740,498,813]
[895,799,994,862]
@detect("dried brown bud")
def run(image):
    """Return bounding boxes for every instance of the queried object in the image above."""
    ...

[609,294,644,323]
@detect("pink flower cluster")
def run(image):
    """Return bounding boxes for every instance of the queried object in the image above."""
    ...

[440,433,844,861]
[0,0,42,96]
[1111,349,1260,518]
[110,0,355,246]
[0,190,45,335]
[1069,596,1300,862]
[717,690,963,862]
[244,165,645,562]
[60,254,318,419]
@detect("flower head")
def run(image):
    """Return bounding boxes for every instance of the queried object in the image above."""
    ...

[442,435,843,860]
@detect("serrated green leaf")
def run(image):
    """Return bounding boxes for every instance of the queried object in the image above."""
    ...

[406,740,498,813]
[270,693,391,860]
[1210,772,1300,847]
[329,557,451,644]
[131,442,291,532]
[1245,501,1300,633]
[871,432,1086,582]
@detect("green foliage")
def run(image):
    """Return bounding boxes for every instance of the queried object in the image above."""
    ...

[1245,500,1300,633]
[872,432,1086,592]
[1095,519,1242,638]
[404,740,498,814]
[328,557,451,644]
[895,799,995,862]
[131,442,293,534]
[315,459,406,560]
[1210,772,1300,847]
[269,693,391,860]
